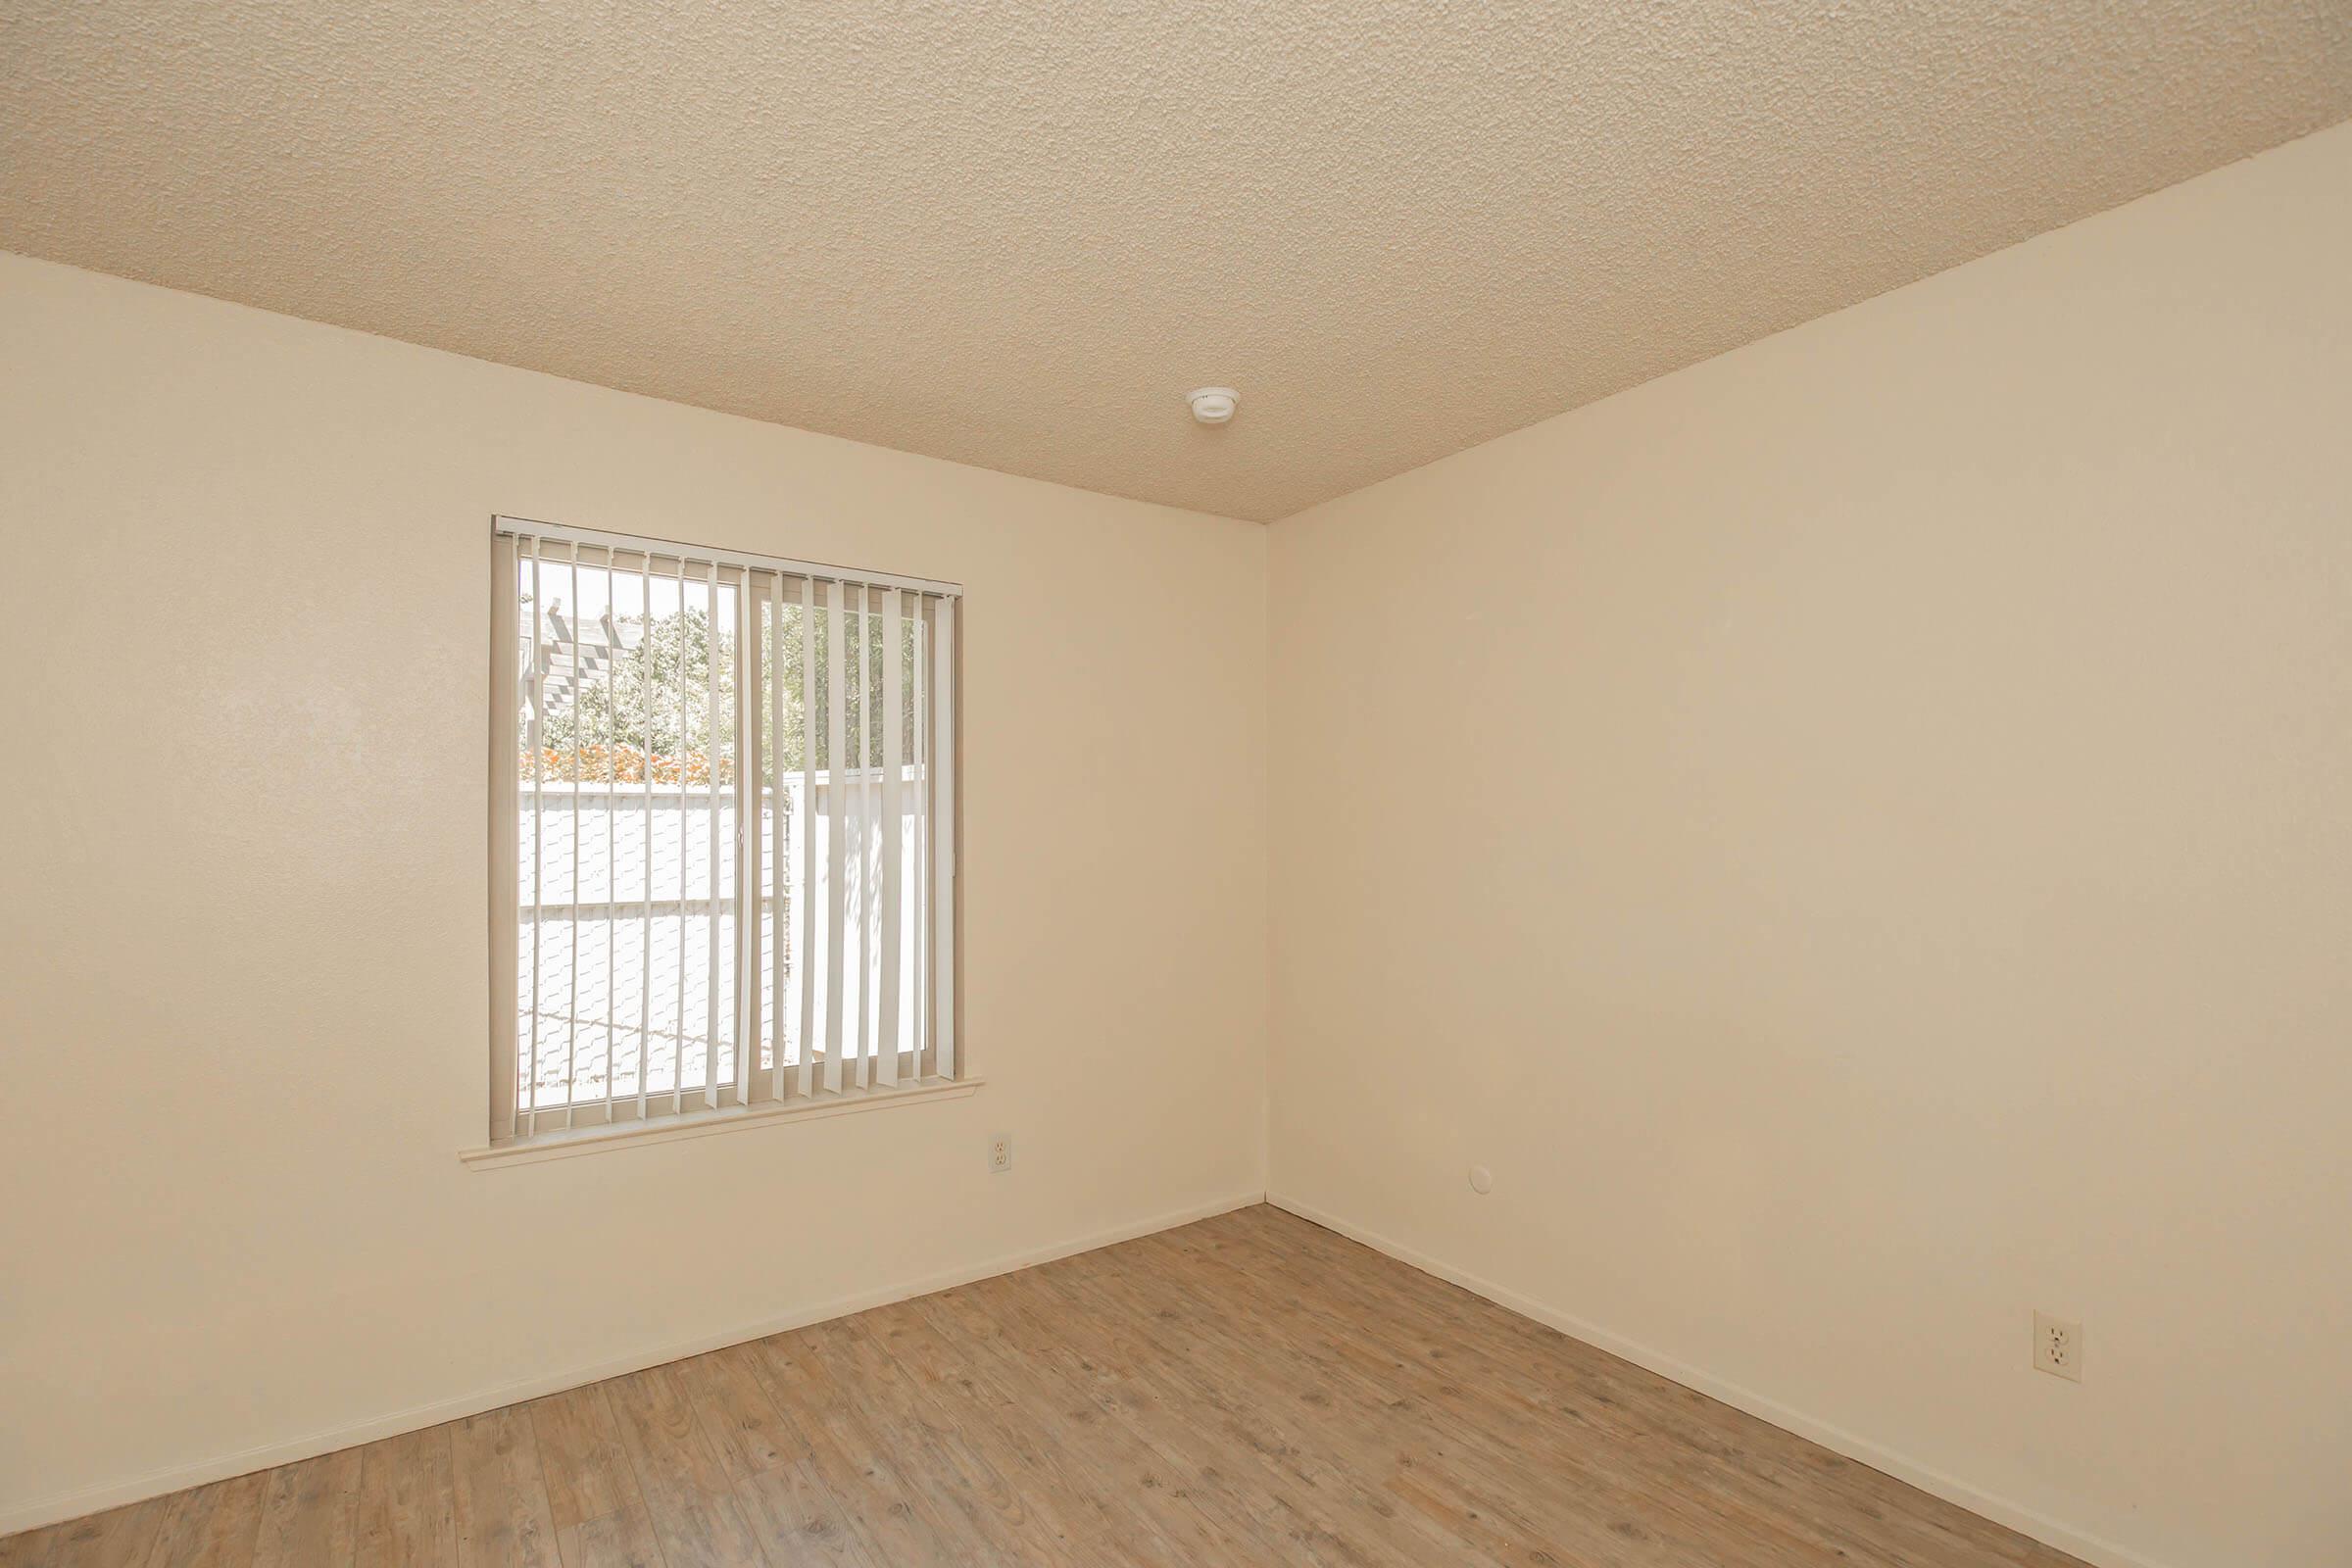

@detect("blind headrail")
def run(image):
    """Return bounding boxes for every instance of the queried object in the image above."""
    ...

[494,515,962,600]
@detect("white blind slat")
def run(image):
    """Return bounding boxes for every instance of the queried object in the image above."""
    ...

[702,559,723,1113]
[766,571,787,1103]
[877,588,904,1087]
[670,554,691,1117]
[823,579,848,1095]
[932,596,956,1080]
[523,536,546,1136]
[564,542,583,1126]
[733,567,759,1105]
[911,598,931,1084]
[849,585,869,1093]
[796,573,817,1101]
[636,552,655,1122]
[907,602,926,1091]
[600,559,619,1120]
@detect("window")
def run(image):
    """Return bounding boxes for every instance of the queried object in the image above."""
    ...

[484,516,960,1152]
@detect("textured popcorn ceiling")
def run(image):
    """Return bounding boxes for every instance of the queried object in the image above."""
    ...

[4,4,2348,521]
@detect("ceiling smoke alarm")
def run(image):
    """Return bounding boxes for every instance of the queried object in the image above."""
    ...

[1187,386,1239,425]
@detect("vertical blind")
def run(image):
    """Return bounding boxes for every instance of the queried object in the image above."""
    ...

[488,517,958,1144]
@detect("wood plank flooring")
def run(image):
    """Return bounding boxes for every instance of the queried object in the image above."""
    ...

[1,1204,2084,1567]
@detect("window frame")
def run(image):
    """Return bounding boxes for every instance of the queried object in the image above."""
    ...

[475,514,968,1164]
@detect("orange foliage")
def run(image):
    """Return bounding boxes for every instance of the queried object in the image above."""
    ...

[519,744,734,786]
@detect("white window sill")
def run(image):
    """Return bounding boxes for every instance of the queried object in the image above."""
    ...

[461,1075,984,1170]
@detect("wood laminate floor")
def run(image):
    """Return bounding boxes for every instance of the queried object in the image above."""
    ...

[3,1204,2084,1567]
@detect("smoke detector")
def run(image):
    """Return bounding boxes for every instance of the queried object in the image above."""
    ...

[1186,386,1239,425]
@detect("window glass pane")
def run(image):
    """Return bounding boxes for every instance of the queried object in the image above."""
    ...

[502,537,949,1134]
[516,558,740,1108]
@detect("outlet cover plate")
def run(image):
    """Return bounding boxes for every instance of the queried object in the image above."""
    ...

[2034,1311,2082,1382]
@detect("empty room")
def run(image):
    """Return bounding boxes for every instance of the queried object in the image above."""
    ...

[3,5,2347,1566]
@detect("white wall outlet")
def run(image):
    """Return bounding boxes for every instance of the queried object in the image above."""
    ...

[989,1134,1012,1174]
[2034,1311,2082,1382]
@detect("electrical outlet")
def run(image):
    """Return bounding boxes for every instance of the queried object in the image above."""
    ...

[2034,1311,2082,1382]
[989,1134,1012,1174]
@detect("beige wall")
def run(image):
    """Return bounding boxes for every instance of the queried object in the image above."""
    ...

[0,253,1268,1528]
[1267,121,2352,1568]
